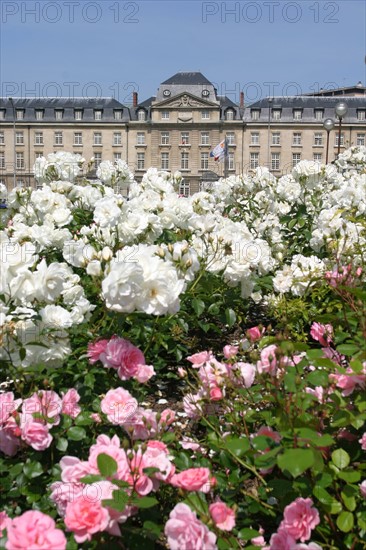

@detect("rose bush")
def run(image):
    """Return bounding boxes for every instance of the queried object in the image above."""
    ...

[0,147,365,549]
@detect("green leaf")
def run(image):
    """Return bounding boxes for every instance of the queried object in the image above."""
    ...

[131,496,158,509]
[336,344,359,356]
[336,511,354,533]
[277,449,314,478]
[143,521,162,537]
[225,308,236,328]
[224,436,250,457]
[341,488,356,512]
[97,453,118,477]
[67,426,86,441]
[183,492,207,515]
[192,298,205,316]
[337,470,361,483]
[313,486,342,514]
[80,474,104,484]
[102,489,129,512]
[23,461,43,479]
[307,370,330,386]
[56,437,68,452]
[331,449,350,470]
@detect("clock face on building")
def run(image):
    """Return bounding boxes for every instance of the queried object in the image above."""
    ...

[163,90,171,97]
[202,89,210,97]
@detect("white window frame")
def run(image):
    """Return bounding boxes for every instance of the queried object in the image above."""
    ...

[357,110,366,121]
[74,110,83,120]
[55,110,63,120]
[201,110,210,120]
[201,152,209,170]
[74,132,83,146]
[181,132,190,145]
[335,134,344,146]
[35,109,44,120]
[161,152,169,170]
[271,152,280,170]
[0,132,4,145]
[161,111,170,120]
[272,109,281,120]
[161,131,170,145]
[114,152,122,161]
[356,133,365,146]
[251,109,260,120]
[16,132,24,145]
[226,109,234,120]
[293,132,302,145]
[136,132,145,145]
[272,132,280,145]
[293,109,302,120]
[314,133,323,146]
[292,153,301,167]
[94,110,103,120]
[179,181,190,197]
[114,110,123,120]
[251,132,259,145]
[137,152,145,170]
[314,109,324,120]
[228,152,234,170]
[94,153,102,168]
[313,153,322,162]
[181,152,189,170]
[16,110,24,120]
[250,152,259,169]
[226,132,235,145]
[93,132,102,146]
[137,110,146,121]
[0,152,5,169]
[16,152,25,169]
[113,132,122,145]
[35,132,43,145]
[200,132,210,145]
[54,131,63,145]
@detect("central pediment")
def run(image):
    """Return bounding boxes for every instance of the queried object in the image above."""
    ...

[152,92,219,109]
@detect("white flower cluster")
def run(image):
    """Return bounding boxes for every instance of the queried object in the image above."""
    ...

[335,145,366,171]
[96,159,134,191]
[33,152,85,184]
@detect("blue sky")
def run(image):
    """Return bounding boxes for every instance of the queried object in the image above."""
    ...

[1,0,365,105]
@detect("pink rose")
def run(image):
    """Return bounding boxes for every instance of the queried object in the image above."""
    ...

[0,423,21,456]
[6,510,67,549]
[223,345,239,359]
[281,498,320,542]
[0,511,10,538]
[247,326,265,342]
[170,467,213,493]
[257,345,278,375]
[359,433,366,450]
[90,413,102,423]
[0,392,22,425]
[180,437,204,453]
[159,408,176,426]
[64,497,109,543]
[209,387,223,401]
[178,367,187,378]
[209,502,236,531]
[21,420,52,451]
[330,367,366,396]
[134,363,155,383]
[360,480,366,499]
[101,337,145,381]
[61,389,81,419]
[234,362,256,387]
[87,338,109,364]
[186,350,213,367]
[164,503,217,550]
[101,388,138,425]
[268,528,297,549]
[310,322,333,347]
[22,391,62,427]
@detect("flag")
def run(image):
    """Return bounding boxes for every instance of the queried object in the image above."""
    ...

[210,139,228,162]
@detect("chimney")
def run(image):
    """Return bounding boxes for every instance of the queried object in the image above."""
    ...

[133,92,138,108]
[240,91,244,108]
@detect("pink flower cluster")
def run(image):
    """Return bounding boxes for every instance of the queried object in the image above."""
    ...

[265,498,320,549]
[87,336,155,383]
[0,389,81,456]
[165,503,217,550]
[3,510,67,549]
[330,363,366,396]
[100,387,175,439]
[170,467,216,493]
[50,434,175,542]
[310,322,333,347]
[325,264,362,288]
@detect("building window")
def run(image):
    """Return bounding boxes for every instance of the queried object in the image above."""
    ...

[201,110,210,120]
[314,109,324,120]
[357,110,366,121]
[335,133,344,147]
[16,132,24,145]
[35,109,44,120]
[271,153,280,170]
[0,152,5,169]
[200,132,210,145]
[357,133,365,146]
[16,152,25,169]
[35,132,43,145]
[137,152,145,170]
[35,152,43,159]
[293,109,302,120]
[74,110,83,120]
[179,181,190,197]
[272,109,281,120]
[114,110,123,120]
[161,152,169,170]
[161,111,170,120]
[94,132,102,145]
[181,132,190,145]
[225,109,234,120]
[114,153,122,161]
[272,132,280,145]
[201,152,209,170]
[292,153,301,167]
[314,132,323,146]
[313,153,322,162]
[136,132,145,145]
[293,132,302,145]
[250,152,259,169]
[251,109,260,120]
[161,131,170,145]
[0,132,4,145]
[94,110,103,120]
[181,152,189,170]
[251,132,259,145]
[16,110,24,120]
[0,110,5,120]
[94,153,102,168]
[74,132,83,146]
[228,152,234,170]
[54,131,63,145]
[137,110,146,121]
[55,110,63,120]
[113,132,122,145]
[16,179,24,188]
[226,132,235,145]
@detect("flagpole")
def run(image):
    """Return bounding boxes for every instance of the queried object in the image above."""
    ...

[224,137,228,179]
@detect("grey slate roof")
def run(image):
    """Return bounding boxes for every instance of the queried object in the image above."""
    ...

[161,72,212,86]
[0,97,129,122]
[243,96,366,123]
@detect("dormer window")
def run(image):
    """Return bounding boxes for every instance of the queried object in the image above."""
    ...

[35,109,44,120]
[225,109,235,120]
[55,110,63,120]
[74,109,83,120]
[137,109,146,121]
[314,109,324,120]
[94,110,103,120]
[251,109,260,120]
[16,110,25,120]
[114,110,123,120]
[163,90,171,97]
[272,109,281,120]
[357,110,366,121]
[293,109,302,120]
[202,89,210,98]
